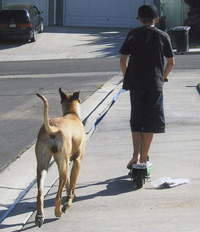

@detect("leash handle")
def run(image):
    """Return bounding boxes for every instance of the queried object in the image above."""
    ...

[164,79,168,82]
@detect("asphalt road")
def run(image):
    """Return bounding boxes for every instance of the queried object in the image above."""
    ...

[0,58,120,76]
[0,58,120,171]
[0,53,199,77]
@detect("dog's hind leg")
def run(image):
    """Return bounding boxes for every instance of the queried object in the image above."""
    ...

[62,145,85,212]
[35,168,47,227]
[35,146,52,227]
[62,159,80,211]
[54,157,69,217]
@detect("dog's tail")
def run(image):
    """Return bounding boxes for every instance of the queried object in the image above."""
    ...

[36,93,59,134]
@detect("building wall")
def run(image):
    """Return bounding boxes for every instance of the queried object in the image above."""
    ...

[1,0,189,28]
[56,0,63,26]
[162,0,189,28]
[48,0,55,25]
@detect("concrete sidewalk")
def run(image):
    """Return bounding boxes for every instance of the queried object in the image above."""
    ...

[1,68,200,231]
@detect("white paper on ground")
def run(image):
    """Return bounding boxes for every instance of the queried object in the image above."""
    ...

[151,177,191,188]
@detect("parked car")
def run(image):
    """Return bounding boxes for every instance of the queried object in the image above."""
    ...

[0,3,43,42]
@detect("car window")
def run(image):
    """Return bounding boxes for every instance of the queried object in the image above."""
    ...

[0,10,29,22]
[33,6,40,13]
[29,7,37,19]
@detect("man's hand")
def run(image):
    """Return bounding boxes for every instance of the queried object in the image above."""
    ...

[163,57,175,80]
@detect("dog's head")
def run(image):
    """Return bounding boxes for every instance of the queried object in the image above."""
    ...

[59,88,81,117]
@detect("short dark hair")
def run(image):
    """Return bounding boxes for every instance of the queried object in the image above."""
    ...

[139,17,154,24]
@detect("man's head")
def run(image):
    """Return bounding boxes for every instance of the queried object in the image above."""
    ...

[137,5,159,25]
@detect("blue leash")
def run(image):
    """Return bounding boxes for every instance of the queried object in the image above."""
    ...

[86,89,126,137]
[82,88,115,126]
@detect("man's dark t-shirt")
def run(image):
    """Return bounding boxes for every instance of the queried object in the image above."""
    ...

[119,26,174,91]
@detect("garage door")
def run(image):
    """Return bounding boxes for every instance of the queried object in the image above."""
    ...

[64,0,153,28]
[3,0,48,26]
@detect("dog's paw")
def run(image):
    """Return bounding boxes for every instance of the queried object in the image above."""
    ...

[62,202,72,213]
[62,195,74,213]
[35,214,45,228]
[55,208,63,218]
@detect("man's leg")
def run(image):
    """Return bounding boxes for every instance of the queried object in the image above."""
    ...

[127,132,142,168]
[140,132,153,163]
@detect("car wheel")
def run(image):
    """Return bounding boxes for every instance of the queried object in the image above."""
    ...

[39,23,44,33]
[31,30,36,42]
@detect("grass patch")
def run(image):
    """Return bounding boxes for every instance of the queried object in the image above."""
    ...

[190,42,200,48]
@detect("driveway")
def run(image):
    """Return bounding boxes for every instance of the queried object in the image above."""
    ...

[0,27,129,61]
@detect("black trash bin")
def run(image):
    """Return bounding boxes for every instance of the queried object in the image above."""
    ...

[165,28,176,49]
[174,26,190,52]
[167,26,190,53]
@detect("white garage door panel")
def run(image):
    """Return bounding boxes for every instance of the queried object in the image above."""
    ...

[65,0,87,26]
[88,0,107,17]
[129,0,143,28]
[108,17,130,27]
[67,16,87,26]
[67,16,108,27]
[3,0,48,26]
[108,0,132,27]
[88,16,107,25]
[65,0,153,28]
[66,0,87,15]
[109,0,130,17]
[66,0,108,27]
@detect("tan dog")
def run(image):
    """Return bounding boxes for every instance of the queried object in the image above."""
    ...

[35,88,86,227]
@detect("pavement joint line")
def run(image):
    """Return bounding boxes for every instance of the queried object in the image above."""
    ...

[0,153,57,225]
[0,74,123,227]
[0,71,118,79]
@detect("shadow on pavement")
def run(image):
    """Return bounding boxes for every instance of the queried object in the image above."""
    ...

[0,38,28,50]
[43,26,128,58]
[74,175,138,202]
[0,174,138,231]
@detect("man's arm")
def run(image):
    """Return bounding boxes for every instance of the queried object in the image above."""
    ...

[163,57,175,80]
[120,54,129,77]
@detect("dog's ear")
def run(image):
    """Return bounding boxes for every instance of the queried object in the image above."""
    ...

[73,91,81,102]
[59,87,67,103]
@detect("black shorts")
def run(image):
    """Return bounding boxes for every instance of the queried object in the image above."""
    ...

[130,90,165,133]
